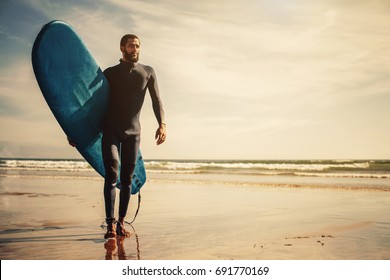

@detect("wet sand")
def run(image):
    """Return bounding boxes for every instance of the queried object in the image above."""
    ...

[0,175,389,260]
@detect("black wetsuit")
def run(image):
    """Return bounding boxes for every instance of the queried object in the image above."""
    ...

[102,59,164,220]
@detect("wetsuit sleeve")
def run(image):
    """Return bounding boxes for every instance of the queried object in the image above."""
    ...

[148,68,165,125]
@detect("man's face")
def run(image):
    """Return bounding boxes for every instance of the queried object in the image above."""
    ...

[122,38,140,63]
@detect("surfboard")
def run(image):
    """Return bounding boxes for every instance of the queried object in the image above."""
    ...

[31,20,146,194]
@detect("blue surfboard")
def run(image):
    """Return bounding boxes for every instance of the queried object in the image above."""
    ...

[32,20,146,194]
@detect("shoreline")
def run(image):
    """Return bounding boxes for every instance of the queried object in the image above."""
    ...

[1,170,389,192]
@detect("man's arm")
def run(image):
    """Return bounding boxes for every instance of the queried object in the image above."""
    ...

[148,67,166,145]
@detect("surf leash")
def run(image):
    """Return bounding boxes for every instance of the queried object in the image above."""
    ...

[126,190,142,225]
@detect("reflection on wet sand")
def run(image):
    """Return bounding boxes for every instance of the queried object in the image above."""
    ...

[104,224,140,260]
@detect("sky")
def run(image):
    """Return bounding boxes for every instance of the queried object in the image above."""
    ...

[0,0,389,160]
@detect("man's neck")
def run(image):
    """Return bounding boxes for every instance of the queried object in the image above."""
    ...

[121,58,138,66]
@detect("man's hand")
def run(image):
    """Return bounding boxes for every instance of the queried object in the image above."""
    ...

[155,123,166,145]
[67,136,77,148]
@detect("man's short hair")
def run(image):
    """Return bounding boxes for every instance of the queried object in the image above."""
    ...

[120,34,140,47]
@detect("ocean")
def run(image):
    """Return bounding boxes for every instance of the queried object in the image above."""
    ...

[1,158,389,191]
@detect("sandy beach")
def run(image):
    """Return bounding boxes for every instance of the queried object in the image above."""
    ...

[0,171,389,260]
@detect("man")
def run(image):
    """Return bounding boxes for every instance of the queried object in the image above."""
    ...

[102,34,166,238]
[71,34,166,238]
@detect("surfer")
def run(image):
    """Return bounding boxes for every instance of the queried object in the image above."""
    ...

[69,34,166,238]
[102,34,166,238]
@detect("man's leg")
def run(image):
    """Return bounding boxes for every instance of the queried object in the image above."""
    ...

[117,134,140,236]
[102,129,121,238]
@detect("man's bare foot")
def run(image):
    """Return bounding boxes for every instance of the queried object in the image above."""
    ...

[104,219,116,239]
[116,221,131,237]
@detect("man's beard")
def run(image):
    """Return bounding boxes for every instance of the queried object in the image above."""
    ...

[124,50,139,63]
